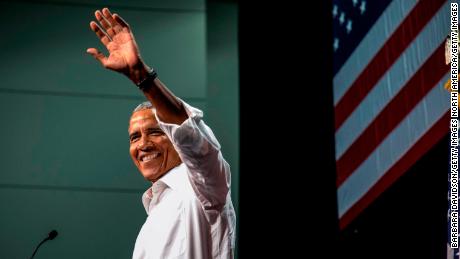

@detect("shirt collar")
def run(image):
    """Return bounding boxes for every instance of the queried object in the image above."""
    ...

[141,163,186,214]
[158,163,186,191]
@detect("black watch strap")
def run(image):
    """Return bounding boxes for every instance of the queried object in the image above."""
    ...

[136,69,158,91]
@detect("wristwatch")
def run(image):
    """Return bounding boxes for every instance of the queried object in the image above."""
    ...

[136,68,158,91]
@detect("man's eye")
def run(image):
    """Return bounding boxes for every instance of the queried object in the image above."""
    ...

[130,136,139,142]
[149,130,163,136]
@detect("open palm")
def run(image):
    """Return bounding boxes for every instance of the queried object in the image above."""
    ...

[87,8,141,75]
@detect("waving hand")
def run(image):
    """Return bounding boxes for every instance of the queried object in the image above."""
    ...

[87,8,144,77]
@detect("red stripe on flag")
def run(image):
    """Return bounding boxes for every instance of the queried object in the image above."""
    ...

[336,44,448,187]
[334,0,446,131]
[339,111,449,229]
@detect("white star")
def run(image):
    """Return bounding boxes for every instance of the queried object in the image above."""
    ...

[334,38,340,52]
[352,0,358,7]
[339,12,345,25]
[346,19,353,34]
[333,5,338,18]
[360,1,366,14]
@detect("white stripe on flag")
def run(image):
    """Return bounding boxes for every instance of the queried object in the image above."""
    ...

[333,0,417,105]
[337,73,450,217]
[335,2,450,160]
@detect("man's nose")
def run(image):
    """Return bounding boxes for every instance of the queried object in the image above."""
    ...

[137,135,153,150]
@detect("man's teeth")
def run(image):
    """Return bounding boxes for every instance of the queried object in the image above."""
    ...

[141,152,160,162]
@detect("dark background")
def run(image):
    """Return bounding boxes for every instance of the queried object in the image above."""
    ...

[238,1,339,257]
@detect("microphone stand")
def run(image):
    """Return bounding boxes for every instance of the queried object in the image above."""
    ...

[30,230,58,259]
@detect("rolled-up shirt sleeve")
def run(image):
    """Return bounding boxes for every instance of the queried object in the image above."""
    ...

[153,99,231,211]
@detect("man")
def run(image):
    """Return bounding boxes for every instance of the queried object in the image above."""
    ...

[86,8,236,258]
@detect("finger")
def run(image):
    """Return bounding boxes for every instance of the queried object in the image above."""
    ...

[95,10,114,36]
[101,8,121,34]
[113,13,130,32]
[90,21,111,46]
[86,48,108,66]
[102,8,117,28]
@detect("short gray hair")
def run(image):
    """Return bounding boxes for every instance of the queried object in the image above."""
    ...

[133,101,154,113]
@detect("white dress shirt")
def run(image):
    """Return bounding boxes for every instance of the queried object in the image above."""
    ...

[132,101,236,259]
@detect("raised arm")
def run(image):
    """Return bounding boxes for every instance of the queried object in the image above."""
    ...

[87,7,187,124]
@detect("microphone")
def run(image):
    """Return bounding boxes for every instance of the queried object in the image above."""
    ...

[30,230,58,259]
[48,230,58,240]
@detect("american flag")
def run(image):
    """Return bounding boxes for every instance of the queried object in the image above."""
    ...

[333,0,452,255]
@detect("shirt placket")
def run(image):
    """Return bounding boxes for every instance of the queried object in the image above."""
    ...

[149,181,167,213]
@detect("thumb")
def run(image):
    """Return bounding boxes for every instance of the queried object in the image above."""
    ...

[86,48,107,66]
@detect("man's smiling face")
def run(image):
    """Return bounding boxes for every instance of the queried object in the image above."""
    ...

[128,109,181,182]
